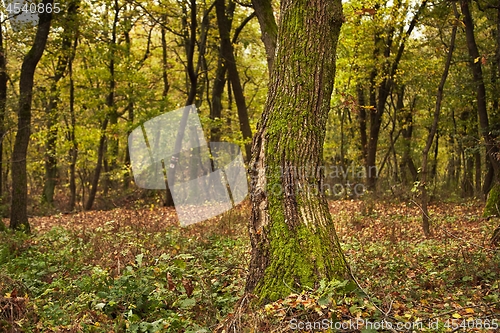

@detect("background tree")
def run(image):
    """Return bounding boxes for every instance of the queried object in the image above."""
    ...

[420,2,458,237]
[41,0,80,206]
[10,0,54,231]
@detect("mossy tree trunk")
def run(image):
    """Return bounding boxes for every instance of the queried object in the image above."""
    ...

[245,0,350,302]
[484,182,500,217]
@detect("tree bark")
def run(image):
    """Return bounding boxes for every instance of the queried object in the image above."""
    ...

[245,0,350,303]
[10,0,53,231]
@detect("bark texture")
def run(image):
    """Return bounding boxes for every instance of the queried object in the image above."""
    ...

[245,0,350,302]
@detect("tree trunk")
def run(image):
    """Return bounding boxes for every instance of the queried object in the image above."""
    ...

[356,85,368,164]
[0,19,6,201]
[42,99,58,205]
[84,119,108,211]
[251,0,277,72]
[210,50,227,143]
[420,3,457,237]
[461,0,500,216]
[102,0,119,195]
[10,1,53,231]
[0,20,6,228]
[245,0,350,303]
[400,91,418,186]
[67,48,78,211]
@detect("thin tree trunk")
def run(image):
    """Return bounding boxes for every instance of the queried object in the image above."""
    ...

[42,0,78,205]
[161,15,170,99]
[365,0,427,191]
[357,85,368,164]
[0,20,6,200]
[475,144,482,196]
[215,0,252,162]
[164,1,213,207]
[400,89,418,185]
[210,52,226,143]
[0,19,6,229]
[68,47,78,211]
[251,0,277,72]
[10,1,53,231]
[245,0,349,303]
[42,99,58,205]
[103,0,120,195]
[84,119,108,211]
[420,3,457,237]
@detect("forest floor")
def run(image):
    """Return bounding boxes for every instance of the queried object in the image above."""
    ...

[1,198,499,332]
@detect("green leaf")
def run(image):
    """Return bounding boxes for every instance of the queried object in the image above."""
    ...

[136,253,144,267]
[318,295,331,306]
[180,297,196,309]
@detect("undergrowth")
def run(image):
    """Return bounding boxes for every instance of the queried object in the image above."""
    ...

[0,199,499,332]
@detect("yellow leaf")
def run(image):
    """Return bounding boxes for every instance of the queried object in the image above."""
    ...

[474,57,480,63]
[452,313,462,319]
[465,308,474,314]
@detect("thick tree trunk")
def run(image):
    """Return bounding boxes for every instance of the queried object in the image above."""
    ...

[10,1,53,231]
[245,0,350,302]
[461,0,500,216]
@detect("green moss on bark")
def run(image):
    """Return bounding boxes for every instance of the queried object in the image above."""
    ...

[484,182,500,217]
[245,0,349,303]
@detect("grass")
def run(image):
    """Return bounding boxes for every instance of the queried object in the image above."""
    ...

[1,199,499,332]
